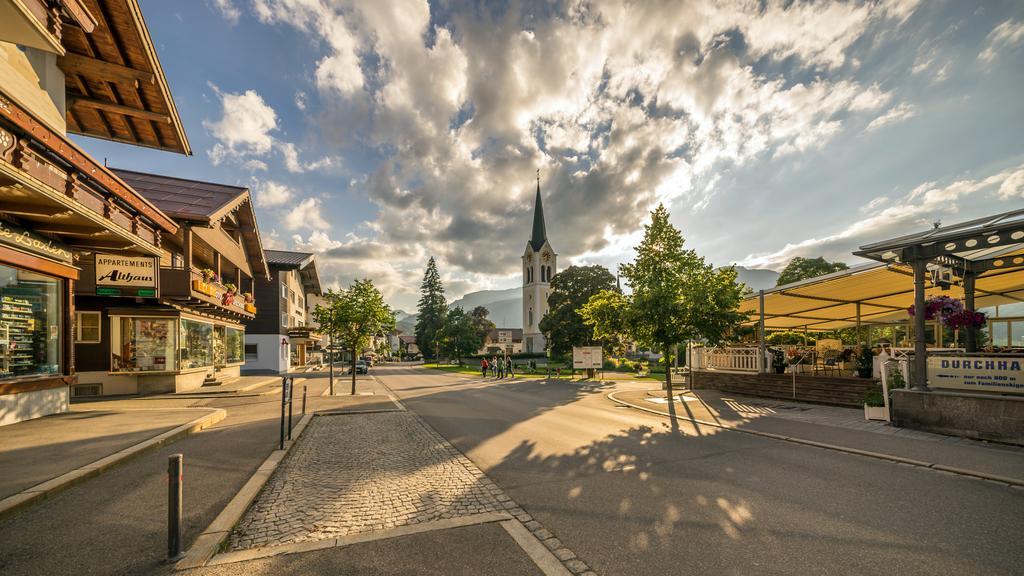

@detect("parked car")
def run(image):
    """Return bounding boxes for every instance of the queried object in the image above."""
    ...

[350,360,369,374]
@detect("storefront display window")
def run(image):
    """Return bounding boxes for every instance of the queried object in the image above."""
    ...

[111,317,176,372]
[0,265,61,379]
[225,327,244,364]
[180,318,213,369]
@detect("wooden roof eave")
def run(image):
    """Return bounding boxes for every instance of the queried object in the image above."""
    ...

[122,0,190,156]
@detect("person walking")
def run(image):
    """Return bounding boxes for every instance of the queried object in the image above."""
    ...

[491,356,498,377]
[497,356,505,379]
[481,357,489,378]
[506,357,514,378]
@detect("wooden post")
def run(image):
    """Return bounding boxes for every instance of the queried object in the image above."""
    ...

[182,224,193,270]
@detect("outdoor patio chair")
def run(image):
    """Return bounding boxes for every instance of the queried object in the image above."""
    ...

[814,349,840,377]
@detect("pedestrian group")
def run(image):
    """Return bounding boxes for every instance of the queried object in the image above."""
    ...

[480,355,515,379]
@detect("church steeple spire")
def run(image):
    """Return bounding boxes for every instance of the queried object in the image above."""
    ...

[530,169,547,251]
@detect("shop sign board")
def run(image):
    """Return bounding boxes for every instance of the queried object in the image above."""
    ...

[573,346,602,370]
[0,220,74,263]
[928,356,1024,394]
[95,254,158,296]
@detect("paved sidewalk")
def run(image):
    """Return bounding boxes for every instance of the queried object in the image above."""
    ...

[0,406,217,500]
[611,388,1024,481]
[228,412,506,550]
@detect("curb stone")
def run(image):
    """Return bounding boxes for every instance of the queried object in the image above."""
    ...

[0,407,226,520]
[607,390,1024,488]
[175,412,314,570]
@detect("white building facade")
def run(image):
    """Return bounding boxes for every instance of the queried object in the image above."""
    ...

[522,177,556,353]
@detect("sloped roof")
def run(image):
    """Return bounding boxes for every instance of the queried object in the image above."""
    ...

[113,169,247,222]
[112,168,269,278]
[60,0,190,154]
[265,250,314,268]
[266,250,322,295]
[531,177,547,251]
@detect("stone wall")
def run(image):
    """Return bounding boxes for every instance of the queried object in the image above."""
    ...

[892,389,1024,446]
[692,371,877,407]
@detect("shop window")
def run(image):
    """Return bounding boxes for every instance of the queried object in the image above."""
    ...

[226,327,244,364]
[0,265,61,379]
[180,318,214,369]
[245,343,258,360]
[111,317,176,372]
[76,311,101,343]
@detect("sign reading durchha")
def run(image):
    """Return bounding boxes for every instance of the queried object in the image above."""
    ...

[0,221,74,263]
[928,356,1024,395]
[95,254,158,296]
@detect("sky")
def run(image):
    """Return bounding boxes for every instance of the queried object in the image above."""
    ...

[74,0,1024,311]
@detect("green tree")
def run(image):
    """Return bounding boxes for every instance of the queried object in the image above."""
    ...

[415,257,447,358]
[776,256,849,286]
[314,279,395,394]
[539,265,616,357]
[469,306,496,345]
[438,307,480,363]
[581,204,746,399]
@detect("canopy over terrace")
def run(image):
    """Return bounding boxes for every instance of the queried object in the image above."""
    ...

[742,209,1024,389]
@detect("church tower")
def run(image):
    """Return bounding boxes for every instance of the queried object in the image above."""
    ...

[523,173,556,353]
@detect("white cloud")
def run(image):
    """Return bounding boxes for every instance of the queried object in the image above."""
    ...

[978,19,1024,64]
[253,180,293,207]
[295,90,307,111]
[204,85,278,164]
[738,162,1024,269]
[865,102,917,132]
[284,197,330,230]
[277,142,337,173]
[208,0,240,24]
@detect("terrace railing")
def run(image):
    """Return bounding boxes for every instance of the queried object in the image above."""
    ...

[690,346,761,373]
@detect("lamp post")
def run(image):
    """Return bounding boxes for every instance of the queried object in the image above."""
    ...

[328,306,335,396]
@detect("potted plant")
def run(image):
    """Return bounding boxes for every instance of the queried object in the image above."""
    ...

[223,282,237,294]
[855,346,874,378]
[770,349,787,374]
[200,268,215,282]
[863,386,887,420]
[243,292,254,303]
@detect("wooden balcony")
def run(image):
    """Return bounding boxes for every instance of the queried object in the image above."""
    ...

[160,268,256,320]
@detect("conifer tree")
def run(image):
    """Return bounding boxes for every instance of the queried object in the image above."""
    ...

[415,257,447,359]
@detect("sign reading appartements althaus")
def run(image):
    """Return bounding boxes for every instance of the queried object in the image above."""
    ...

[95,254,158,296]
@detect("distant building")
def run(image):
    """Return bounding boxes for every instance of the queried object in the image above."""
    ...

[522,176,556,353]
[243,250,322,374]
[398,335,420,357]
[480,328,524,355]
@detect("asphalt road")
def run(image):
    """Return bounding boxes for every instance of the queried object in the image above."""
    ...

[377,364,1024,576]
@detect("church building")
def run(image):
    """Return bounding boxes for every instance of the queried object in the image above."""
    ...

[522,176,556,353]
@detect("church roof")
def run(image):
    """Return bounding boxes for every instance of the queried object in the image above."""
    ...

[530,176,547,251]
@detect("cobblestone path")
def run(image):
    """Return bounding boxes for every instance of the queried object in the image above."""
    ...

[228,412,506,550]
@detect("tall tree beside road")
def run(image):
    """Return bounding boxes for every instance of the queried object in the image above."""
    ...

[776,256,849,286]
[469,305,496,351]
[581,204,746,399]
[314,279,395,394]
[438,307,480,363]
[539,265,616,357]
[415,257,447,359]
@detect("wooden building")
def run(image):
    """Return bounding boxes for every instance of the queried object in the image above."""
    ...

[243,250,322,374]
[0,0,189,424]
[72,169,269,395]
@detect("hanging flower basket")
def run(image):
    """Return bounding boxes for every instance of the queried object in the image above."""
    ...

[908,295,986,328]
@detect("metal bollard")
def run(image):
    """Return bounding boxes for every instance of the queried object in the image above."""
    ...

[287,377,294,440]
[302,385,307,416]
[279,376,288,450]
[167,454,184,562]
